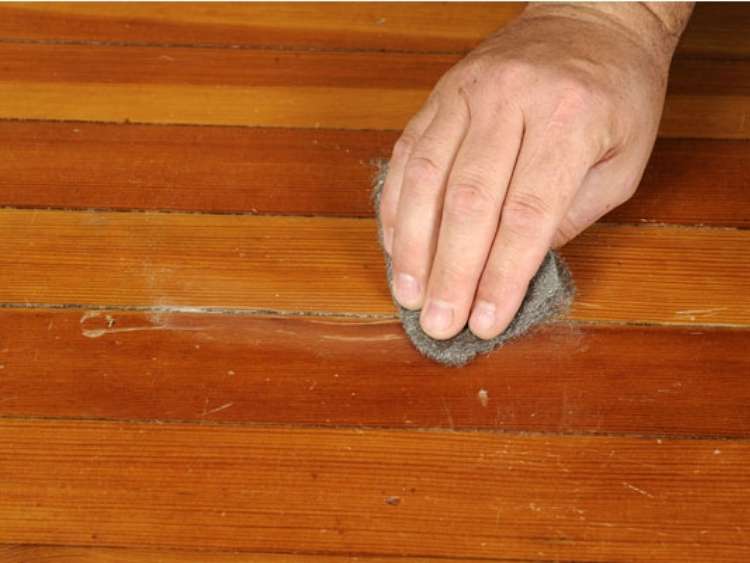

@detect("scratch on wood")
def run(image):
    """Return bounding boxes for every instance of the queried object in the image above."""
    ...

[440,397,455,431]
[79,310,102,323]
[674,307,727,321]
[202,402,234,416]
[81,310,207,338]
[319,333,402,342]
[622,481,655,499]
[82,325,207,338]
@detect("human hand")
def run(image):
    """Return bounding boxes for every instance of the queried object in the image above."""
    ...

[378,2,692,340]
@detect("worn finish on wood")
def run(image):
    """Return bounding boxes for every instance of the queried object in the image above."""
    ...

[0,43,747,137]
[1,419,748,561]
[1,121,748,227]
[0,209,747,325]
[0,3,746,60]
[0,308,748,437]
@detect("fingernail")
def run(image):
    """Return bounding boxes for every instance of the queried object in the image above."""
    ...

[422,300,454,335]
[395,272,420,306]
[470,300,496,335]
[383,227,394,254]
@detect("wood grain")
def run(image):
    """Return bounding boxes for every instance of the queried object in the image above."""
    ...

[1,122,748,227]
[0,546,487,563]
[0,3,746,59]
[1,419,748,561]
[0,43,747,137]
[0,3,525,52]
[0,308,748,437]
[0,209,747,325]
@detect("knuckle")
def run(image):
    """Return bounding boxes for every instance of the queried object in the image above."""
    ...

[430,263,473,302]
[444,181,496,220]
[549,80,597,124]
[502,191,552,238]
[404,154,442,189]
[492,59,532,88]
[554,216,580,247]
[445,57,486,87]
[476,265,527,301]
[617,179,640,203]
[392,132,417,160]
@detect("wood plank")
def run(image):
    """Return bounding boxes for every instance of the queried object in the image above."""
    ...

[1,121,747,227]
[0,3,746,60]
[0,419,748,561]
[679,3,750,60]
[0,43,747,137]
[0,545,484,563]
[0,122,396,217]
[0,209,747,325]
[0,308,748,437]
[0,3,525,53]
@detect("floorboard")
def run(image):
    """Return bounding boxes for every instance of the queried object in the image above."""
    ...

[0,44,747,136]
[1,122,747,226]
[0,309,748,437]
[0,3,745,59]
[0,210,747,324]
[1,419,748,561]
[0,545,496,563]
[0,4,747,560]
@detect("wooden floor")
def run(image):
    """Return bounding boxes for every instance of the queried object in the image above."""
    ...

[0,3,749,562]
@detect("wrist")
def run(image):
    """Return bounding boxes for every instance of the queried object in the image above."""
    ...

[521,2,693,68]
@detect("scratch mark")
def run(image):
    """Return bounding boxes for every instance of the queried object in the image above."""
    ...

[82,325,207,338]
[80,310,102,323]
[622,482,655,498]
[574,301,602,309]
[203,402,234,416]
[319,333,402,342]
[675,307,727,320]
[440,397,455,431]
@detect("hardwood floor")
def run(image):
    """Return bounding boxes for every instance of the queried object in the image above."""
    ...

[0,3,748,562]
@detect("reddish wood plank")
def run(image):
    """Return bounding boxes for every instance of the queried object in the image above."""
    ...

[0,121,747,227]
[609,137,750,227]
[0,42,448,89]
[679,3,750,60]
[0,210,748,325]
[0,3,746,59]
[0,43,747,136]
[0,308,748,437]
[1,419,748,561]
[0,122,395,217]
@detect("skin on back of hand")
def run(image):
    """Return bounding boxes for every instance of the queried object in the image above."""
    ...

[377,2,695,341]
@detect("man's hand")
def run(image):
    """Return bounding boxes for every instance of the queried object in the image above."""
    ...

[378,2,694,341]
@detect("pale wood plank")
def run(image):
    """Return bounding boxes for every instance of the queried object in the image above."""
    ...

[0,210,747,326]
[0,43,747,137]
[0,2,525,52]
[0,3,746,59]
